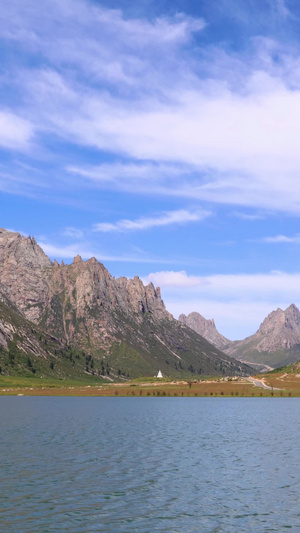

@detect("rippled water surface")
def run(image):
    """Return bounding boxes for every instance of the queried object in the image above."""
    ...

[1,397,300,532]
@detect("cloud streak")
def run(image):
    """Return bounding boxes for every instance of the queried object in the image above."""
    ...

[93,209,211,232]
[262,233,300,243]
[39,241,178,264]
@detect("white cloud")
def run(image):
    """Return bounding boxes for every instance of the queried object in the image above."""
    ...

[93,209,211,233]
[144,269,300,298]
[62,78,300,211]
[142,270,209,288]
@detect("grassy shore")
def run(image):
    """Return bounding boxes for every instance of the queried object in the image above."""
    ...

[1,372,300,396]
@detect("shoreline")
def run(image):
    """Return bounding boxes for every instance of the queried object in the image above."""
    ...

[0,378,297,397]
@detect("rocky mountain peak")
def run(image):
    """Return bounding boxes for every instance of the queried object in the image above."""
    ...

[0,229,172,346]
[0,228,52,322]
[73,254,83,264]
[285,304,300,325]
[0,228,52,269]
[257,304,300,339]
[179,311,230,350]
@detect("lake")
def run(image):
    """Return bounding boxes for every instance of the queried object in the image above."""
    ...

[1,397,300,532]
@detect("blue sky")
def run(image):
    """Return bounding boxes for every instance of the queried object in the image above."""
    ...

[1,0,300,339]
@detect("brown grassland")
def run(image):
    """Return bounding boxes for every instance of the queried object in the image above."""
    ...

[1,372,300,397]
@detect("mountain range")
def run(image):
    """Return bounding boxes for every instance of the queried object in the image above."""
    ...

[0,228,251,380]
[180,305,300,370]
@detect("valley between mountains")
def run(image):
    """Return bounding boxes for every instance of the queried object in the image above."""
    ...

[180,304,300,371]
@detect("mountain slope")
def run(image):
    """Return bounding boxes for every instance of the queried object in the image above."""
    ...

[0,228,252,379]
[0,298,96,379]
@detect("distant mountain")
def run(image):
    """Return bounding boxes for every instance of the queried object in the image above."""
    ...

[179,312,230,350]
[0,228,251,379]
[181,304,300,370]
[226,304,300,369]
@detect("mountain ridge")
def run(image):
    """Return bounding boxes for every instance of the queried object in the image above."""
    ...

[0,228,251,379]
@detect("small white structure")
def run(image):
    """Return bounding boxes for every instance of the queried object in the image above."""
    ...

[157,370,163,378]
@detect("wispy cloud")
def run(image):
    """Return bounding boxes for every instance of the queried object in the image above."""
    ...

[39,241,177,264]
[93,209,211,233]
[67,162,188,186]
[232,211,265,221]
[262,233,300,243]
[275,0,293,20]
[62,227,84,239]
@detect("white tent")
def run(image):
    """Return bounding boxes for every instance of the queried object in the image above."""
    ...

[157,370,163,378]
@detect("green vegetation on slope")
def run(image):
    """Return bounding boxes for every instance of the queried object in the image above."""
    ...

[236,345,300,368]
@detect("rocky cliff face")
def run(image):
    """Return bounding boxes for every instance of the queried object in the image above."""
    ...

[179,312,230,350]
[0,228,251,378]
[41,254,171,351]
[255,304,300,351]
[0,229,52,322]
[0,229,171,348]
